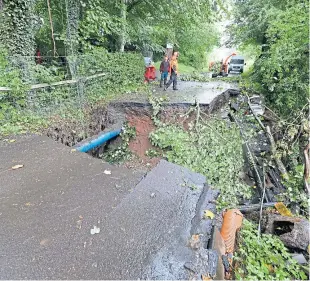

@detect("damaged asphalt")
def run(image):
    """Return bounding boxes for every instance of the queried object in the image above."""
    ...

[0,135,218,279]
[116,80,239,106]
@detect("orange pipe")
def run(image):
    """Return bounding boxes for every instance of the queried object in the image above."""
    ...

[220,209,243,253]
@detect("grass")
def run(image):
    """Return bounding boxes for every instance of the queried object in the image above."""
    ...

[154,61,196,75]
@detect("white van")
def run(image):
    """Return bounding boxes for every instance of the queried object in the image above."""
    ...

[228,55,245,74]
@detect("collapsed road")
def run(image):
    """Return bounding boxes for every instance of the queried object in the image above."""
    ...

[0,135,218,279]
[2,78,307,279]
[0,82,240,280]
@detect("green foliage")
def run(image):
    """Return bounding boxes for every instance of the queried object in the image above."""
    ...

[0,47,29,126]
[278,165,309,211]
[78,49,145,101]
[145,149,160,158]
[0,47,26,92]
[148,94,169,126]
[176,22,219,69]
[232,0,309,117]
[0,0,36,56]
[149,102,252,206]
[78,0,217,56]
[30,64,66,83]
[77,48,144,81]
[234,219,307,280]
[34,0,66,55]
[0,46,145,136]
[180,72,240,83]
[231,0,285,46]
[104,122,136,163]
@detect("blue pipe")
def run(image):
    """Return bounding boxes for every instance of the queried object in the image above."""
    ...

[76,129,122,153]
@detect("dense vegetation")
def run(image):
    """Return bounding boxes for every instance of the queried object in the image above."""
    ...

[150,114,252,207]
[234,219,307,280]
[0,1,309,280]
[0,0,221,135]
[230,0,309,211]
[231,0,309,118]
[0,0,219,66]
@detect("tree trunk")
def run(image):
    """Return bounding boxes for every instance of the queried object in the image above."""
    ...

[0,0,35,57]
[118,0,127,52]
[65,0,80,77]
[46,0,57,56]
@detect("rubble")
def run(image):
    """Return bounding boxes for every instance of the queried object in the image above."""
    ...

[291,253,307,265]
[264,213,310,251]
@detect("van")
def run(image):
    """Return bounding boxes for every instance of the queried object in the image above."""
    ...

[228,55,245,74]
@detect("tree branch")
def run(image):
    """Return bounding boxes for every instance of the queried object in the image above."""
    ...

[127,0,145,12]
[303,143,310,194]
[266,125,289,180]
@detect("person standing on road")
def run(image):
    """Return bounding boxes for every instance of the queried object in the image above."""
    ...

[164,51,179,91]
[159,55,170,88]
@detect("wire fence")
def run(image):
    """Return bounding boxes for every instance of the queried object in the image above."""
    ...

[0,51,145,134]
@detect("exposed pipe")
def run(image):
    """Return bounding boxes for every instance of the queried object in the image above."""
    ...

[220,209,243,254]
[76,129,122,153]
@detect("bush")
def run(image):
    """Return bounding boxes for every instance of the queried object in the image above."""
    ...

[77,48,144,87]
[234,219,307,280]
[0,47,145,136]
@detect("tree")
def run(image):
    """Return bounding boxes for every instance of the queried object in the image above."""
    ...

[0,0,36,57]
[79,0,215,56]
[231,0,309,116]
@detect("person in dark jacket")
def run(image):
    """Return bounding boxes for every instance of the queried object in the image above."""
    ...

[164,52,179,91]
[159,55,170,87]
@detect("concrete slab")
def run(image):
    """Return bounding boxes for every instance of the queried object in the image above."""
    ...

[0,135,144,279]
[0,136,217,279]
[93,160,207,279]
[157,81,239,105]
[117,80,238,106]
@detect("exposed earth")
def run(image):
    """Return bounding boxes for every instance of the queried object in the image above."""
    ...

[0,79,238,279]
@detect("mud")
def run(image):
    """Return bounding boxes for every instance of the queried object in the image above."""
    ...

[121,102,207,165]
[45,105,122,147]
[45,88,240,156]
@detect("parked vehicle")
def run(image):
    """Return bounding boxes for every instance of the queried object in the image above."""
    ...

[228,55,246,74]
[210,53,246,77]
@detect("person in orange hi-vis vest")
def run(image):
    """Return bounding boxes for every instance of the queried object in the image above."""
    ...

[164,51,179,91]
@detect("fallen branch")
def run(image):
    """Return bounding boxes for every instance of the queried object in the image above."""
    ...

[246,94,266,131]
[303,143,310,194]
[238,202,277,212]
[199,116,229,142]
[266,125,289,180]
[0,72,106,91]
[229,112,265,195]
[195,102,200,129]
[258,166,266,237]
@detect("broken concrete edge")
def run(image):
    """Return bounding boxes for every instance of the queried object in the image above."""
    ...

[191,187,219,245]
[208,89,240,114]
[109,88,240,111]
[187,187,223,279]
[139,160,223,280]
